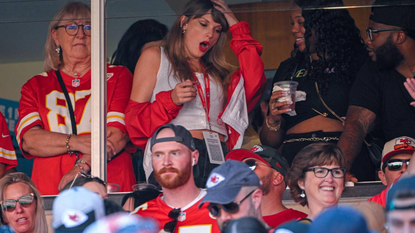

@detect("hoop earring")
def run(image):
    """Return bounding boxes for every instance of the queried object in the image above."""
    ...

[55,46,61,54]
[300,189,306,198]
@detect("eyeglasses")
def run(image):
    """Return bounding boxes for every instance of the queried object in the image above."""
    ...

[304,167,346,178]
[207,189,256,217]
[244,159,271,171]
[365,28,405,41]
[383,159,410,171]
[55,23,91,36]
[163,208,181,233]
[0,193,35,212]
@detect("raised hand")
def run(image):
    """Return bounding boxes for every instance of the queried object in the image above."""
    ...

[171,79,197,105]
[404,78,415,107]
[212,0,239,27]
[268,90,293,124]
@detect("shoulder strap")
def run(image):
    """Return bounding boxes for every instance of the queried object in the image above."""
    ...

[55,70,77,135]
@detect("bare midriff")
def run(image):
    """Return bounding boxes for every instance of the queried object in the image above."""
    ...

[190,129,226,142]
[286,115,344,135]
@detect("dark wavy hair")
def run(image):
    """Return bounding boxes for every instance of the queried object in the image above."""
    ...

[111,19,168,74]
[289,0,367,94]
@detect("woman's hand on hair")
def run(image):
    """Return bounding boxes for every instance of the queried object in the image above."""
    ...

[404,78,415,107]
[212,0,239,27]
[171,79,197,105]
[268,90,293,123]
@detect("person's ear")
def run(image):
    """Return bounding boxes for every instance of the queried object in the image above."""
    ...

[273,172,284,186]
[191,150,199,166]
[252,189,263,210]
[378,170,388,186]
[395,31,407,44]
[180,15,189,30]
[298,179,305,190]
[52,29,60,47]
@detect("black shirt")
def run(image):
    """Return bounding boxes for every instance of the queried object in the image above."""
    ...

[349,61,415,140]
[272,58,351,130]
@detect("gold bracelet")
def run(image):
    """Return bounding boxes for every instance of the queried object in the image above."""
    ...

[266,117,281,132]
[66,134,74,155]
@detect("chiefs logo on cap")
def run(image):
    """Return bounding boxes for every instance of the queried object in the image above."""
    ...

[250,145,263,153]
[394,137,415,151]
[206,173,225,188]
[61,209,88,228]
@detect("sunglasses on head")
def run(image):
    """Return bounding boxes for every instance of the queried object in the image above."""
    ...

[207,189,256,217]
[163,208,181,233]
[244,159,271,171]
[383,159,410,171]
[0,193,35,212]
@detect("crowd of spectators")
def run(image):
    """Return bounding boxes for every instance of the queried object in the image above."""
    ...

[0,0,415,232]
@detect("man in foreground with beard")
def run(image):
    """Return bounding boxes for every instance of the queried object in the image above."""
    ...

[132,124,220,233]
[225,145,307,228]
[338,0,415,177]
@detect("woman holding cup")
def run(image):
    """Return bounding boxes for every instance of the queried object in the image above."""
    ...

[260,0,372,180]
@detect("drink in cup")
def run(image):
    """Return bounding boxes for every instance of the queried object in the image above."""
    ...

[273,81,298,114]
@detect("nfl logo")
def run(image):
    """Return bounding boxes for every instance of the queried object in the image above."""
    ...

[72,79,80,87]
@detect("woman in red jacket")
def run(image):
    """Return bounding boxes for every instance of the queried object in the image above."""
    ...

[125,0,266,187]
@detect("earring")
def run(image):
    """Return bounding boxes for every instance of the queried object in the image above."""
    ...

[300,189,306,198]
[55,46,61,54]
[182,28,186,34]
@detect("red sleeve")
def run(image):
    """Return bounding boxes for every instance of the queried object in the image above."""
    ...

[228,21,266,112]
[125,91,183,149]
[15,77,44,159]
[367,185,389,208]
[0,113,18,169]
[107,66,133,134]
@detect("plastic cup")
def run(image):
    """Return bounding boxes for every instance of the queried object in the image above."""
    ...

[273,81,298,113]
[132,183,157,191]
[107,182,120,193]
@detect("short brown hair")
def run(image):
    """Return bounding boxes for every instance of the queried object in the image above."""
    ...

[286,143,347,206]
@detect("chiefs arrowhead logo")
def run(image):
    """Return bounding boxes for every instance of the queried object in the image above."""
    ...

[394,137,415,151]
[61,209,88,228]
[250,145,263,153]
[206,173,225,188]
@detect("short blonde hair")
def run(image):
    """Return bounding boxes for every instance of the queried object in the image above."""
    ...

[44,2,91,71]
[0,172,48,233]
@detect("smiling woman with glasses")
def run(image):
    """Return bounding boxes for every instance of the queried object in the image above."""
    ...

[0,172,48,233]
[287,143,347,221]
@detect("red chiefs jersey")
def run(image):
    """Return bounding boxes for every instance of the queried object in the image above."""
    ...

[263,208,308,228]
[132,190,220,233]
[16,64,135,195]
[0,112,18,170]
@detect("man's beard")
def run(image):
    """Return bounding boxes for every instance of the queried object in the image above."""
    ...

[259,170,273,196]
[154,163,192,189]
[375,35,404,70]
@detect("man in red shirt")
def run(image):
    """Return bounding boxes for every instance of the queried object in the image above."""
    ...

[132,124,220,233]
[369,136,415,207]
[226,145,307,228]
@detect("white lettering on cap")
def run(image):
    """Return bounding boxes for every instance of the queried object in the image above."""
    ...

[61,209,88,228]
[206,173,225,188]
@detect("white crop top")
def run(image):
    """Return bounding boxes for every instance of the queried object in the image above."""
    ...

[151,47,228,137]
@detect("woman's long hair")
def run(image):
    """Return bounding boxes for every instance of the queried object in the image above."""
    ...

[164,0,234,86]
[111,19,168,74]
[0,172,48,233]
[289,0,367,94]
[44,2,91,72]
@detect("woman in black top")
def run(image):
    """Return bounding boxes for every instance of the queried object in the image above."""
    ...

[260,0,373,180]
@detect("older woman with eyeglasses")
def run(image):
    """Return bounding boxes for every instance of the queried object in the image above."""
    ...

[15,2,136,195]
[286,143,347,221]
[0,172,48,233]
